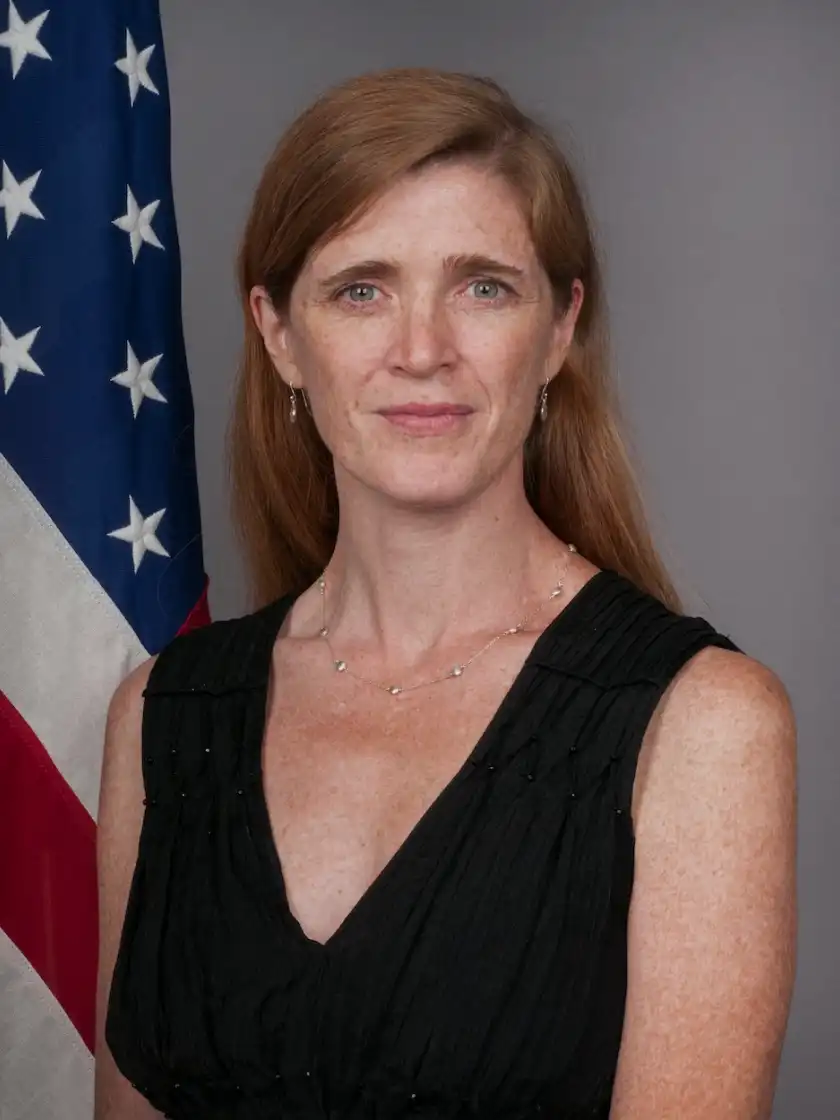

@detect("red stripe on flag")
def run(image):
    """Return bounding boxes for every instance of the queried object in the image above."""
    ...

[178,575,211,635]
[0,586,211,1055]
[0,690,98,1052]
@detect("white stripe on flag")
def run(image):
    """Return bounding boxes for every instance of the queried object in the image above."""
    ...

[0,929,94,1120]
[0,454,148,819]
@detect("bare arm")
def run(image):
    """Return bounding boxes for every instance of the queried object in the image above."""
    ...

[94,657,164,1120]
[610,648,798,1119]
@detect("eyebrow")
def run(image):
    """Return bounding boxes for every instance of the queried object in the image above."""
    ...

[313,253,530,294]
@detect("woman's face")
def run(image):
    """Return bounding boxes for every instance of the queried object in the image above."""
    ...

[251,160,583,509]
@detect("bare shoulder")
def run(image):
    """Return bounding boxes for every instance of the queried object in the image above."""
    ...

[633,646,797,831]
[105,656,158,738]
[98,653,159,875]
[98,657,158,808]
[98,654,161,881]
[613,645,798,1118]
[660,644,794,728]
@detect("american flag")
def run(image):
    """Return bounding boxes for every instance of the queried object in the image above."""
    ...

[0,1,210,1116]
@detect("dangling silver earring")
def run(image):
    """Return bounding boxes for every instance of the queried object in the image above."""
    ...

[539,379,549,422]
[288,384,298,424]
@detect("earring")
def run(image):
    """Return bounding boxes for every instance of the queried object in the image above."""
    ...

[539,380,549,422]
[288,384,298,424]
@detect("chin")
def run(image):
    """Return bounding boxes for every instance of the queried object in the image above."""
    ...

[369,469,479,511]
[337,443,500,510]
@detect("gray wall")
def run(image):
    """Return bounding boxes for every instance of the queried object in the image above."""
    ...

[160,1,839,1113]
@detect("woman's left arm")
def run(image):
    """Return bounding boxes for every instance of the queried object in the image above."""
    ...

[610,647,798,1120]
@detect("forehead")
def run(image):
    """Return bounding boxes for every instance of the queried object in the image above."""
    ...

[307,161,538,272]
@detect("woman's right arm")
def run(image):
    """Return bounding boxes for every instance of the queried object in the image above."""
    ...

[94,657,164,1120]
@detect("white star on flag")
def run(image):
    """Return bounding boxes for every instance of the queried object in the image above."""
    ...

[113,186,164,262]
[0,1,51,79]
[108,496,170,572]
[115,29,159,105]
[111,342,166,417]
[0,160,44,237]
[0,316,44,393]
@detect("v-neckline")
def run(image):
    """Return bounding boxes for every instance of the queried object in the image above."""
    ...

[247,567,615,952]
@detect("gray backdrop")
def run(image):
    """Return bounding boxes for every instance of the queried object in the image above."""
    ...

[160,1,839,1113]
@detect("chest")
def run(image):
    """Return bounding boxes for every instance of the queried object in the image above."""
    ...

[259,637,536,945]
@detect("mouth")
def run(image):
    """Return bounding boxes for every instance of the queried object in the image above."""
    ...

[375,403,475,434]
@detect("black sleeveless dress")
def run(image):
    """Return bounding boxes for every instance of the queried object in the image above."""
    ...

[106,568,742,1119]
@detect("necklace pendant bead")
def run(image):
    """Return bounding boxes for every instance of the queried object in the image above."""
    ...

[319,546,577,698]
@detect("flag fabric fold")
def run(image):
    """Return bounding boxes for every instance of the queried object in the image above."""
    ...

[0,1,210,1115]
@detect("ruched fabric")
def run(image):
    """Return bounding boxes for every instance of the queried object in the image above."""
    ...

[106,568,742,1119]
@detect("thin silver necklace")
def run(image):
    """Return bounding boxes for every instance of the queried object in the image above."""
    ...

[317,542,578,697]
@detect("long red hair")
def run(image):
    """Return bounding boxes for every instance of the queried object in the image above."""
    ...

[228,68,683,614]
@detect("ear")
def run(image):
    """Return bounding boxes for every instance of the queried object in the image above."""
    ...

[545,278,585,383]
[248,285,303,388]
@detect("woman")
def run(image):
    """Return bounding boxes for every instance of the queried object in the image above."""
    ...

[96,68,797,1119]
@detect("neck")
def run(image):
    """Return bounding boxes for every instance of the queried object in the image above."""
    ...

[316,469,573,670]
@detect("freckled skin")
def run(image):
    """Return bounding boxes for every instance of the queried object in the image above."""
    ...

[255,161,577,511]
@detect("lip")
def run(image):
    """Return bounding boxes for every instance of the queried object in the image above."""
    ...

[377,403,474,417]
[376,403,474,434]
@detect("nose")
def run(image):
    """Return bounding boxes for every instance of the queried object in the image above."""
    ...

[387,295,457,378]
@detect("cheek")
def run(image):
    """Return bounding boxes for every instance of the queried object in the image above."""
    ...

[463,323,544,408]
[297,328,371,410]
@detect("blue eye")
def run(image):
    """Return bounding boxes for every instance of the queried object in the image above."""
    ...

[333,278,514,306]
[470,279,512,300]
[337,283,378,303]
